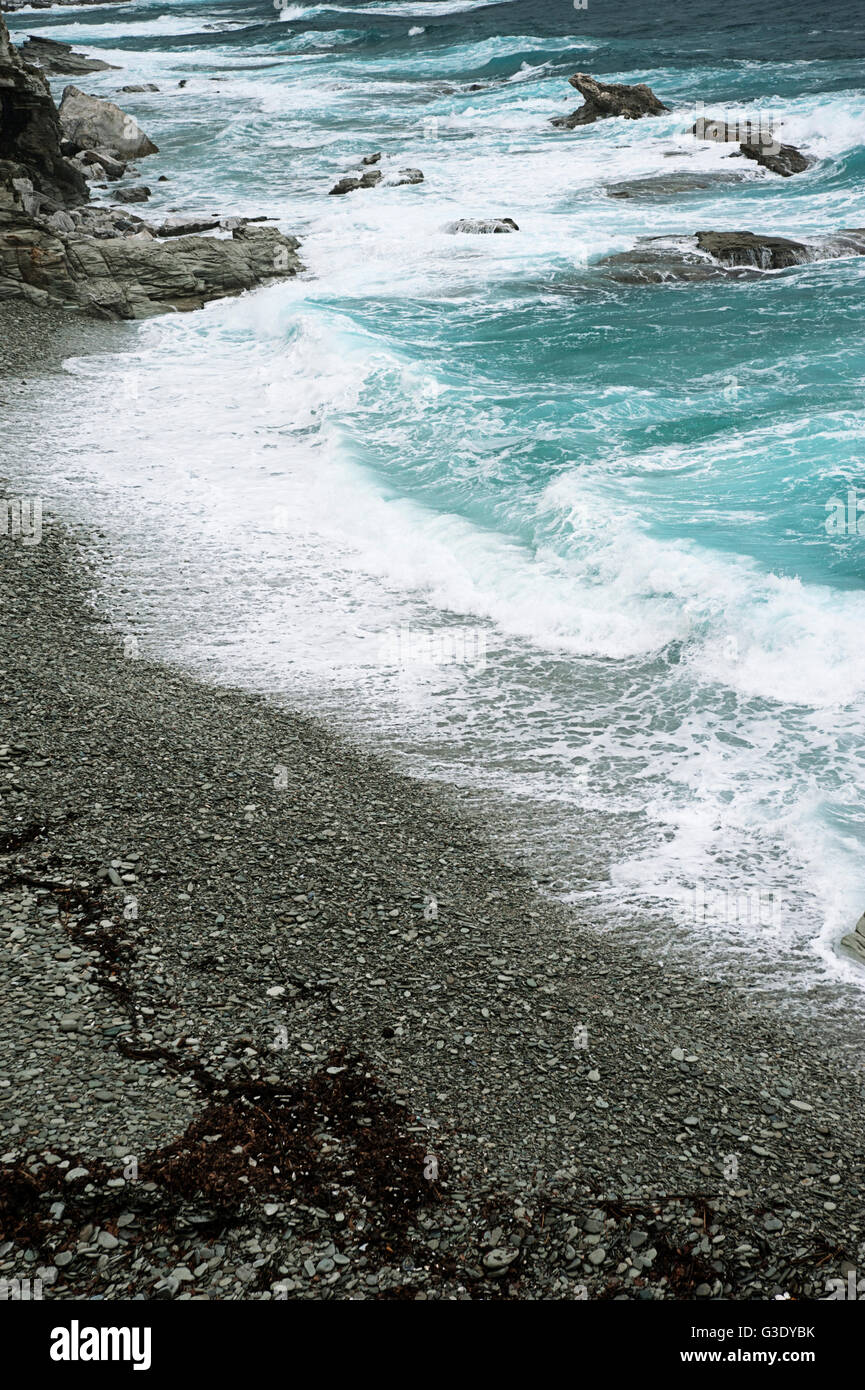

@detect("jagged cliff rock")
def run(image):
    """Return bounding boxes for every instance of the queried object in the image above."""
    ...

[18,36,118,77]
[0,13,86,205]
[551,73,669,129]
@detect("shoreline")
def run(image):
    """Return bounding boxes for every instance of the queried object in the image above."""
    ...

[0,299,131,378]
[2,407,865,1297]
[1,11,864,1304]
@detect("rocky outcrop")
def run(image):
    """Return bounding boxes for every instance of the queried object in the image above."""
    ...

[739,141,810,177]
[59,85,158,161]
[0,15,87,205]
[605,170,751,199]
[329,153,424,194]
[694,230,813,269]
[154,214,221,238]
[386,167,423,186]
[599,228,865,281]
[67,147,127,181]
[18,36,117,76]
[330,168,381,195]
[113,184,150,203]
[445,217,518,234]
[551,72,668,129]
[691,116,811,177]
[698,229,865,268]
[0,182,303,317]
[0,15,303,318]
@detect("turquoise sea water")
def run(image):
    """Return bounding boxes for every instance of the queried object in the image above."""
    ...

[7,0,865,1006]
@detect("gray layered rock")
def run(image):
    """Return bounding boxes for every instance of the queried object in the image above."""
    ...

[68,147,127,180]
[63,204,150,237]
[0,182,303,317]
[155,214,221,238]
[18,36,117,76]
[59,85,158,160]
[605,170,751,199]
[0,15,303,317]
[0,14,87,205]
[552,72,669,129]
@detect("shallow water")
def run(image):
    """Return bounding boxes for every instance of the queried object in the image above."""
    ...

[5,0,865,1010]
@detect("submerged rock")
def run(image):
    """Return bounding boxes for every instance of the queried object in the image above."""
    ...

[551,72,668,129]
[119,84,160,94]
[599,228,865,281]
[386,166,424,186]
[17,35,117,76]
[604,170,750,199]
[445,217,519,234]
[59,85,158,161]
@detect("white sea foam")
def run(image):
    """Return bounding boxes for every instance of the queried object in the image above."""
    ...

[19,14,255,41]
[279,0,520,20]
